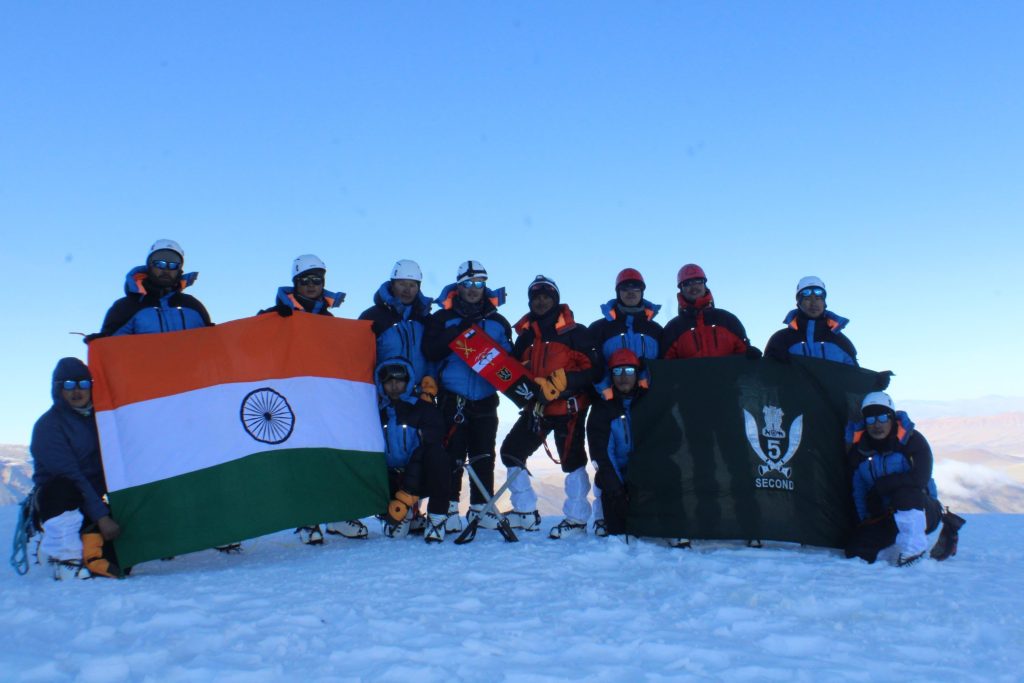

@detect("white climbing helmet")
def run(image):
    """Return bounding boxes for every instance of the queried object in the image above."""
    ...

[148,239,184,263]
[456,260,488,284]
[292,254,327,278]
[391,259,423,282]
[861,391,895,413]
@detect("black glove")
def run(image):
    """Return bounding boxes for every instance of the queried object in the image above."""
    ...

[873,371,894,391]
[275,304,294,318]
[745,345,763,359]
[765,345,790,363]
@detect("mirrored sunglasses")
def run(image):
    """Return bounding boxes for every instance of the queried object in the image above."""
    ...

[460,280,486,289]
[296,276,324,286]
[611,366,637,376]
[150,259,181,270]
[799,287,825,298]
[865,413,890,425]
[58,379,92,390]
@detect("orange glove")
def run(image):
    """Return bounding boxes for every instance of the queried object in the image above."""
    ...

[419,375,438,401]
[534,376,560,402]
[387,490,420,526]
[548,368,568,393]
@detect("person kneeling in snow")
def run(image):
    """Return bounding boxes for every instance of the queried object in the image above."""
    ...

[30,358,122,579]
[377,360,453,543]
[845,392,965,566]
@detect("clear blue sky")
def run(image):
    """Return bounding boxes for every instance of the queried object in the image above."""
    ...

[1,2,1021,444]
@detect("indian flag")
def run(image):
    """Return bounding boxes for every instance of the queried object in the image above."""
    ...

[89,314,388,567]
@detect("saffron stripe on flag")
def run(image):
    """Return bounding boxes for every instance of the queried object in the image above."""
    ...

[89,314,376,410]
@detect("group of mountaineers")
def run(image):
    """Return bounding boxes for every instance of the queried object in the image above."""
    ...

[24,239,965,580]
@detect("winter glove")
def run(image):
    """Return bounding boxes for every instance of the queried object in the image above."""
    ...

[97,516,122,542]
[548,368,568,393]
[534,376,560,403]
[765,345,790,364]
[387,490,419,526]
[873,370,894,391]
[275,303,294,318]
[419,375,438,402]
[745,345,763,359]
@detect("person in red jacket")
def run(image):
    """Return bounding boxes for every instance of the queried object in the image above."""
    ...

[499,275,602,539]
[660,264,760,360]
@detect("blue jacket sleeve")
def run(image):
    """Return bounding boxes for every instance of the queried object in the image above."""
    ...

[851,464,872,521]
[31,416,109,522]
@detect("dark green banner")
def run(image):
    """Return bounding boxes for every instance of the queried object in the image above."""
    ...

[627,357,880,548]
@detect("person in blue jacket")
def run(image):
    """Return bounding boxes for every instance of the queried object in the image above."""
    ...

[30,357,121,579]
[358,259,435,391]
[377,359,452,543]
[89,239,212,341]
[845,392,965,566]
[259,254,344,318]
[422,260,514,534]
[585,348,647,538]
[764,276,857,365]
[586,268,663,537]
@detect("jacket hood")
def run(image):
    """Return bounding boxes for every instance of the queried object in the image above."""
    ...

[275,286,345,312]
[846,410,915,448]
[600,298,660,322]
[51,357,91,403]
[124,265,199,297]
[375,281,433,316]
[375,357,419,407]
[784,308,850,333]
[436,283,506,310]
[677,289,714,313]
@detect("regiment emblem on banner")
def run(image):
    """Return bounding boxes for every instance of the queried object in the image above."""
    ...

[743,405,803,490]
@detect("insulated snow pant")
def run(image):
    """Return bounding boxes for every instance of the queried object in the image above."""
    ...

[501,406,592,522]
[441,393,499,506]
[845,493,942,563]
[35,476,120,571]
[389,443,452,516]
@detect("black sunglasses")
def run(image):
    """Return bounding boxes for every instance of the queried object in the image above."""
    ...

[296,276,324,286]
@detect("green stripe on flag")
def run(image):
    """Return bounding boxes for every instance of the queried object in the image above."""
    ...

[109,448,388,567]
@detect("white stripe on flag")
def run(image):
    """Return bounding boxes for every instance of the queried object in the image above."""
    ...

[98,376,384,492]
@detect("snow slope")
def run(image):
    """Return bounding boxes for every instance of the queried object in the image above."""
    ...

[3,505,1021,682]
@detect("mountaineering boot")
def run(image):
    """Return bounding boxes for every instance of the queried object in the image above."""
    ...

[424,513,447,544]
[747,539,764,548]
[896,551,925,567]
[409,506,427,536]
[444,500,463,533]
[505,509,541,531]
[382,515,410,539]
[548,518,587,539]
[39,510,84,569]
[669,538,692,549]
[326,519,369,539]
[593,519,608,538]
[930,509,966,561]
[49,558,90,581]
[296,525,324,545]
[214,543,242,553]
[81,529,121,578]
[467,504,501,530]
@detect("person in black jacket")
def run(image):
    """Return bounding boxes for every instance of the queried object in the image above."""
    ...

[31,357,121,579]
[845,392,965,566]
[764,276,858,365]
[88,239,212,341]
[377,359,453,543]
[500,275,602,539]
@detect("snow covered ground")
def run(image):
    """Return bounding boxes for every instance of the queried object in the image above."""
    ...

[3,505,1021,682]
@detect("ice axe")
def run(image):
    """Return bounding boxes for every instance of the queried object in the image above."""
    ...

[453,454,529,545]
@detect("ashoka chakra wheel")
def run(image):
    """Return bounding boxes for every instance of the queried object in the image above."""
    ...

[240,387,295,444]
